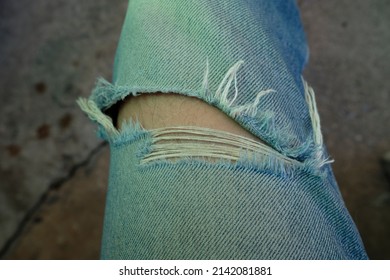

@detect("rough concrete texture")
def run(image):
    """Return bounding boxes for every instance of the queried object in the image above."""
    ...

[4,146,108,259]
[0,0,127,256]
[0,0,389,259]
[299,0,390,259]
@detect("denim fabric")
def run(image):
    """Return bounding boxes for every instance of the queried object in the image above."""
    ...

[78,0,368,259]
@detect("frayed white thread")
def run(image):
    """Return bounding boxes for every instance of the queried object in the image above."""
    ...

[76,97,119,137]
[303,79,322,146]
[318,156,334,166]
[201,57,210,98]
[231,89,276,117]
[141,126,299,165]
[202,59,276,118]
[302,78,334,166]
[215,60,244,106]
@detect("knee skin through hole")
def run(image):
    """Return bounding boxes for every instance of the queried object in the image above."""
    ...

[117,93,263,143]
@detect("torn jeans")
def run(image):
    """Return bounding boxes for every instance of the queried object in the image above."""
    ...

[77,0,368,259]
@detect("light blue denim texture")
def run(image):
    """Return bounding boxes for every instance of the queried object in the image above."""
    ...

[78,0,368,259]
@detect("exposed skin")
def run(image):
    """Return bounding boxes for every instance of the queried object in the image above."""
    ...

[117,93,262,143]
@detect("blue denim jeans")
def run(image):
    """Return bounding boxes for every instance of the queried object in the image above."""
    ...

[78,0,368,259]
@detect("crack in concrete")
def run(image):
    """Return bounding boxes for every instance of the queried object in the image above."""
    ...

[0,142,108,259]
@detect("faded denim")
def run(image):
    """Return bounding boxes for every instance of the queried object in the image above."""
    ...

[78,0,368,259]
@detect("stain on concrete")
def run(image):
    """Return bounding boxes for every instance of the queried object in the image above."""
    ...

[34,82,47,94]
[6,145,21,157]
[0,0,125,258]
[36,124,50,139]
[59,114,73,130]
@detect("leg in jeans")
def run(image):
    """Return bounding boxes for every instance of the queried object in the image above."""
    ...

[78,0,368,259]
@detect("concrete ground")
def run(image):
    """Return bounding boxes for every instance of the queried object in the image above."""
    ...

[0,0,389,259]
